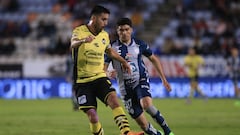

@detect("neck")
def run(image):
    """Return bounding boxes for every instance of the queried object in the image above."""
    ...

[120,39,131,45]
[87,21,99,35]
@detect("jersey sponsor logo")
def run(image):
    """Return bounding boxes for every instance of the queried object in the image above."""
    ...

[124,99,134,115]
[78,95,87,104]
[84,50,102,59]
[124,78,137,85]
[141,84,149,89]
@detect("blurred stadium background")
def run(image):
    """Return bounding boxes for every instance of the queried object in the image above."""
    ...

[0,0,239,99]
[0,0,240,135]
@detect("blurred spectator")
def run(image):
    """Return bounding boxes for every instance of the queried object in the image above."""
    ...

[176,16,193,38]
[215,18,227,36]
[5,21,18,37]
[220,37,238,58]
[0,38,16,55]
[205,15,217,37]
[37,20,56,38]
[0,0,19,13]
[191,35,203,54]
[46,36,70,55]
[173,1,187,18]
[18,20,31,37]
[209,35,221,54]
[222,21,235,38]
[130,8,144,34]
[192,18,208,37]
[161,36,175,55]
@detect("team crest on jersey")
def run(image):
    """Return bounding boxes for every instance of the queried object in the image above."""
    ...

[133,47,139,54]
[78,95,87,104]
[102,38,106,44]
[125,53,132,61]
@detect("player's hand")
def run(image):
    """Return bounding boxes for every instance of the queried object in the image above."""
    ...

[163,80,172,92]
[122,62,131,75]
[107,70,117,79]
[84,35,95,43]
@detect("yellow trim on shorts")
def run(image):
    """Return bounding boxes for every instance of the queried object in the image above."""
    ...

[79,106,96,110]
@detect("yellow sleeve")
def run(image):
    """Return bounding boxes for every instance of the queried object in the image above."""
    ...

[71,27,81,40]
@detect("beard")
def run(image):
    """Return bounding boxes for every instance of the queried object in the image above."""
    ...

[94,25,103,34]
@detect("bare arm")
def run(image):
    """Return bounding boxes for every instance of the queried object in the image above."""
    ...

[105,48,131,74]
[70,35,95,48]
[103,63,109,72]
[148,54,172,92]
[104,63,117,79]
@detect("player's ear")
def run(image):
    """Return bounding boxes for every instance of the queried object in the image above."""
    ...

[91,15,96,21]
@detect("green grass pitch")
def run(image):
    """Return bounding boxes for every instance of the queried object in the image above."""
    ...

[0,98,240,135]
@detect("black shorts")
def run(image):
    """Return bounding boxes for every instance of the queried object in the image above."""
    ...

[74,77,116,111]
[189,75,199,82]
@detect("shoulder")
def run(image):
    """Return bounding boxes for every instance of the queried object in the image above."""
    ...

[133,38,148,46]
[110,40,118,46]
[101,30,109,36]
[184,55,190,60]
[72,25,87,33]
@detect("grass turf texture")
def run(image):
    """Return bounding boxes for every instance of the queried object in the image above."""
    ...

[0,98,239,135]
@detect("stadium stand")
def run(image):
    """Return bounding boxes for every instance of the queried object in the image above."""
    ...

[1,0,240,67]
[151,0,240,57]
[0,0,164,63]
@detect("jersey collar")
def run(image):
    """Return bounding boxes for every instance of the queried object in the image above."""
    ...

[118,38,134,46]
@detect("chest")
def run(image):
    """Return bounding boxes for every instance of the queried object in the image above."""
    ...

[114,44,140,61]
[80,36,108,54]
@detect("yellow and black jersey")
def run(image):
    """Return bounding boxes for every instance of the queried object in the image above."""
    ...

[184,55,204,78]
[71,25,110,83]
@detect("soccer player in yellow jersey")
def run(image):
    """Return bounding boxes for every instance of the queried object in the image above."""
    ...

[70,5,144,135]
[184,47,206,104]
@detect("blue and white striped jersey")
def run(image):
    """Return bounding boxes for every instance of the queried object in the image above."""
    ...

[105,38,152,95]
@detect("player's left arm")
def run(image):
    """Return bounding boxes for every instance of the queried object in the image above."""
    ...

[148,54,172,92]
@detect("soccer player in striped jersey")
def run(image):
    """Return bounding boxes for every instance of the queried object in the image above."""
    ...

[104,18,174,135]
[70,5,144,135]
[227,47,240,98]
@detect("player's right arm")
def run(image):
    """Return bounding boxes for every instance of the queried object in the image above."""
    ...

[70,28,95,48]
[71,35,95,48]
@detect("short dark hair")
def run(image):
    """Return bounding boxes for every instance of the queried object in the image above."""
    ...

[90,5,110,16]
[117,18,132,27]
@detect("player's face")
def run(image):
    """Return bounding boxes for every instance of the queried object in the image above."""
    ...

[93,13,109,33]
[117,25,132,43]
[232,48,238,57]
[188,48,195,56]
